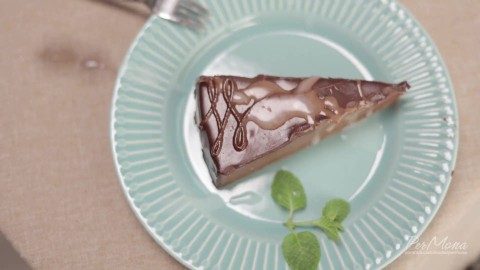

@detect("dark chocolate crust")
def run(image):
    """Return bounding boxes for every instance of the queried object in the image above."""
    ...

[196,75,409,187]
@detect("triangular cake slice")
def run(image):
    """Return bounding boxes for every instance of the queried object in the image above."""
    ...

[196,75,409,188]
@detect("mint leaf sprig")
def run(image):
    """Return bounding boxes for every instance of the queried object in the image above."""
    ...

[288,198,350,242]
[271,170,351,270]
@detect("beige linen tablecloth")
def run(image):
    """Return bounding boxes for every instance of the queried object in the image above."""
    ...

[1,1,479,269]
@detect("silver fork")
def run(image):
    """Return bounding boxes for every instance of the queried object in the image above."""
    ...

[128,0,208,29]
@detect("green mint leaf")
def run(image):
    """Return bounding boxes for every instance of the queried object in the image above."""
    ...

[316,217,341,242]
[337,223,345,232]
[271,170,307,212]
[322,199,350,223]
[282,231,320,270]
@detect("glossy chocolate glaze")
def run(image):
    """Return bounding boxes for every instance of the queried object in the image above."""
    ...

[196,75,409,187]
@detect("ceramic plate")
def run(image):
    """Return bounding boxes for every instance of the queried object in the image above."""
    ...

[111,0,458,269]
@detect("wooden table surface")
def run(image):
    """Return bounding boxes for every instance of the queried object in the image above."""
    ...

[1,0,479,269]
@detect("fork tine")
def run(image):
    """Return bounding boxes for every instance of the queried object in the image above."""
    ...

[174,5,208,28]
[175,15,205,30]
[177,1,208,17]
[175,5,204,20]
[161,12,199,29]
[171,11,205,30]
[182,0,209,15]
[150,0,209,30]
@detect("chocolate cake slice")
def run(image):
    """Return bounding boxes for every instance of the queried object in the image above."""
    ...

[195,75,409,188]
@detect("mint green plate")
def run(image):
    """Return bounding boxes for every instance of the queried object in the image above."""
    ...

[111,0,458,269]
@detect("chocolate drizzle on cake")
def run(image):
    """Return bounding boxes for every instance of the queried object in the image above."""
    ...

[199,78,247,156]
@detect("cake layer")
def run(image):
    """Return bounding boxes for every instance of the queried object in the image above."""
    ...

[195,75,409,187]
